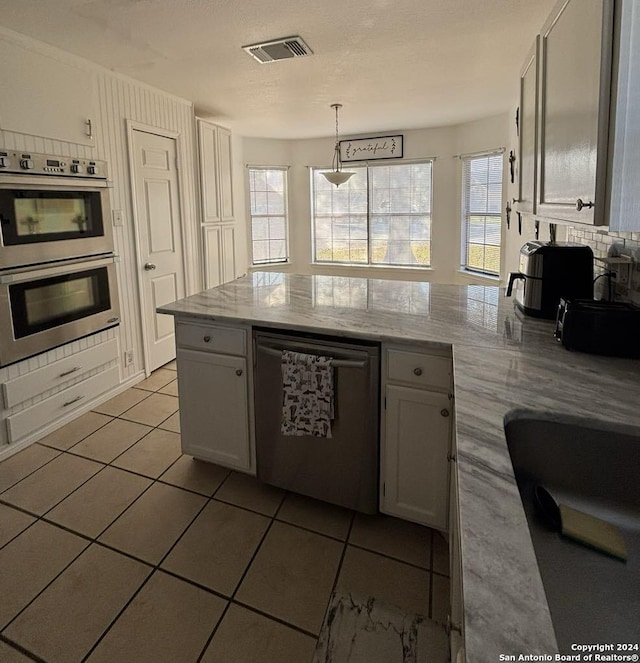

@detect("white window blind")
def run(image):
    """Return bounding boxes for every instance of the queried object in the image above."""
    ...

[461,153,503,276]
[249,167,288,264]
[312,161,432,267]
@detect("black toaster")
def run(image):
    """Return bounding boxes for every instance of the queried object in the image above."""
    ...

[555,298,640,358]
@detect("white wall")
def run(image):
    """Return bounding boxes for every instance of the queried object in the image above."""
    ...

[241,113,511,284]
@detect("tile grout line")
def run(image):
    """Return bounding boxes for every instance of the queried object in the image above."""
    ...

[0,632,45,662]
[195,486,288,662]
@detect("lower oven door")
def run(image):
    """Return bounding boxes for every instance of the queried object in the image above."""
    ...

[0,256,120,367]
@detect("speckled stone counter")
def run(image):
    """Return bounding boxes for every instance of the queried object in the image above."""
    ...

[159,272,640,663]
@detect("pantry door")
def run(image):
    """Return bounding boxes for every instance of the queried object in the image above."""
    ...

[129,125,186,374]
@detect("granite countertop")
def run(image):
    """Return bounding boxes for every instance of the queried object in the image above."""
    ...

[159,272,640,662]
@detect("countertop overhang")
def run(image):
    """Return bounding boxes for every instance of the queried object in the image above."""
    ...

[159,272,640,662]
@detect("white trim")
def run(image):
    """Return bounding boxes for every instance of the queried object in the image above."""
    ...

[454,147,506,160]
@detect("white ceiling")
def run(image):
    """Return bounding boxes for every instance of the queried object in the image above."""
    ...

[0,0,556,139]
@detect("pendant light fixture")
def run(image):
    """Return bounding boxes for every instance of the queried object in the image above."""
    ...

[322,103,355,187]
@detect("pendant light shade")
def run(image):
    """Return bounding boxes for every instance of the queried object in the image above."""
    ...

[322,103,355,187]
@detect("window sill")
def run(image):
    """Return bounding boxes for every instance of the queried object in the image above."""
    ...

[458,268,501,285]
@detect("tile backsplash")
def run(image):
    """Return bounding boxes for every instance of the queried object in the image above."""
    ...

[567,227,640,305]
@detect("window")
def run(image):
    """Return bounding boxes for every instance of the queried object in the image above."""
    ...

[312,161,432,267]
[461,152,503,276]
[249,167,288,265]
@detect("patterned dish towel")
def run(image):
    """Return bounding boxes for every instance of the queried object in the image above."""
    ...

[281,350,334,438]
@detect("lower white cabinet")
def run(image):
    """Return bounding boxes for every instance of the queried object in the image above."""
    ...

[176,339,253,473]
[203,224,236,289]
[380,346,453,530]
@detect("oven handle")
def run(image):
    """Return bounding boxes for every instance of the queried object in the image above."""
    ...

[257,343,368,369]
[0,254,118,284]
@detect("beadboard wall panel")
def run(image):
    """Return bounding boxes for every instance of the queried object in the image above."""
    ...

[0,28,201,384]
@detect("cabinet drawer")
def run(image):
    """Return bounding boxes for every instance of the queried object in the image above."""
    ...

[2,338,118,409]
[6,365,119,444]
[176,321,246,355]
[386,349,451,390]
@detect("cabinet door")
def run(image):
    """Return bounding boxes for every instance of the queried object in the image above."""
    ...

[536,0,614,225]
[176,348,252,472]
[217,127,235,222]
[203,225,222,289]
[517,38,539,215]
[197,120,222,223]
[221,224,236,283]
[0,38,96,146]
[382,385,451,529]
[608,0,640,232]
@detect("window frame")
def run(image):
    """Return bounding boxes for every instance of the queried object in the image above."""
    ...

[310,159,433,269]
[248,166,290,266]
[460,151,504,278]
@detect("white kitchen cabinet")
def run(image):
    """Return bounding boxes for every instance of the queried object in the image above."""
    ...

[608,0,640,231]
[380,346,453,530]
[516,38,539,216]
[175,321,254,473]
[203,224,236,288]
[536,0,614,225]
[0,37,96,146]
[197,119,235,224]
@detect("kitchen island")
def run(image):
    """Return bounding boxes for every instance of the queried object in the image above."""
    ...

[159,271,640,663]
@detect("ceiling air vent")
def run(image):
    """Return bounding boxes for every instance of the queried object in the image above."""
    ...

[242,36,313,64]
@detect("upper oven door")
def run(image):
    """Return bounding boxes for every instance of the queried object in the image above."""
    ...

[0,175,113,269]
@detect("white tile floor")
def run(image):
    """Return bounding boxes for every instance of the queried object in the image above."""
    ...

[0,361,450,662]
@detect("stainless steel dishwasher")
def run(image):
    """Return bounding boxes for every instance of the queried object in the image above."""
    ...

[253,329,380,514]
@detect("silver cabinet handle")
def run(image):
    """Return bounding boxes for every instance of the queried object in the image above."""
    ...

[235,369,243,376]
[576,198,594,211]
[63,395,83,407]
[144,263,157,271]
[203,335,211,343]
[413,367,423,376]
[59,366,81,378]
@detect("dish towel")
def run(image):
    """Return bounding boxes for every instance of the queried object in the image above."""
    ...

[281,350,334,438]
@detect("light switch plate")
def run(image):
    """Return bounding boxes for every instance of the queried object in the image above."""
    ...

[112,209,124,227]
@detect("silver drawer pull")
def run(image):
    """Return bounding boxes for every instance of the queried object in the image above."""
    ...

[413,367,423,376]
[62,395,83,408]
[235,369,243,376]
[59,366,81,378]
[203,335,211,343]
[576,198,594,211]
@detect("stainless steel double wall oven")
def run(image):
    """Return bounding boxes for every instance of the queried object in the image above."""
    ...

[0,149,120,367]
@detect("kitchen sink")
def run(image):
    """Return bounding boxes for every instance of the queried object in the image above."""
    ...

[504,409,640,652]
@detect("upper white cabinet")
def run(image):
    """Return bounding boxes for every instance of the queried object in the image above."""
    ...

[197,119,237,286]
[197,119,235,224]
[608,0,640,231]
[516,38,539,216]
[536,0,614,225]
[0,38,96,146]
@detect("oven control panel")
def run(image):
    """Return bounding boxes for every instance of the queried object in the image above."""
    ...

[0,150,107,180]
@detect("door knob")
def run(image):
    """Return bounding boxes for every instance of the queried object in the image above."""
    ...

[144,263,157,271]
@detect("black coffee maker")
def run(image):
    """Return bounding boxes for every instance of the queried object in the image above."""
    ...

[506,242,594,319]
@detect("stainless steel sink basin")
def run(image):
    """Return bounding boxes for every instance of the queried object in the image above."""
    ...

[504,409,640,652]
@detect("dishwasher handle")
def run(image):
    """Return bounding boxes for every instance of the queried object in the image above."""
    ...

[256,343,368,369]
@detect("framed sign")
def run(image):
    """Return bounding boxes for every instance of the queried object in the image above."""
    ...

[339,135,403,162]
